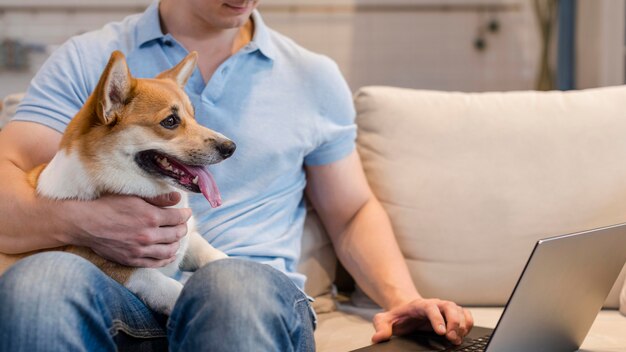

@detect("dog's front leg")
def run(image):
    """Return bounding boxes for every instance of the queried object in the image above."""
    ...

[125,268,183,315]
[180,231,227,272]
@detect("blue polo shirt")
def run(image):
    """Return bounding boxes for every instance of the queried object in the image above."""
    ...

[13,1,356,290]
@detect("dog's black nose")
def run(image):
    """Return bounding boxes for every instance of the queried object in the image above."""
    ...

[217,140,236,159]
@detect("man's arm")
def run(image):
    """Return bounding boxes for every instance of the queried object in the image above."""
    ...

[305,150,473,344]
[0,121,189,267]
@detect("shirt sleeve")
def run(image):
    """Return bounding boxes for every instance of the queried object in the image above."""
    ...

[11,39,90,133]
[303,59,357,166]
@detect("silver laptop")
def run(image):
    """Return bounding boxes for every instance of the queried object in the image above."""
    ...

[352,222,626,352]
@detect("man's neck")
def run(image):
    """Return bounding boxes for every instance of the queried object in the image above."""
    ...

[159,1,253,54]
[158,1,255,82]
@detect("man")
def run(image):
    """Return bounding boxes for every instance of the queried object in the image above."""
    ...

[0,1,473,350]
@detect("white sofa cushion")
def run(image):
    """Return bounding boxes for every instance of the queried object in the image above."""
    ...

[354,86,626,307]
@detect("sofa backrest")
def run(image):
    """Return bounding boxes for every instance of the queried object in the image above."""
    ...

[2,88,623,309]
[300,85,626,309]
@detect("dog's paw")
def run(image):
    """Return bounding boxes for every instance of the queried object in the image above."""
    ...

[126,269,184,316]
[149,278,183,315]
[207,250,228,262]
[180,232,229,271]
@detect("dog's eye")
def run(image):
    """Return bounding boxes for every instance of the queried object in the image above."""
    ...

[160,115,180,129]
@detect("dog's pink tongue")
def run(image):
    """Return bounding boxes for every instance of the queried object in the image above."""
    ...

[188,166,222,208]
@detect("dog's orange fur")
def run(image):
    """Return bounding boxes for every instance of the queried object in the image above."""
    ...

[61,52,209,183]
[0,51,204,284]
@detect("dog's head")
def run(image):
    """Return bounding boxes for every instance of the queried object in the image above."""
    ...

[62,51,235,207]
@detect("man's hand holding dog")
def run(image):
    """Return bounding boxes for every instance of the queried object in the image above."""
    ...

[65,192,190,268]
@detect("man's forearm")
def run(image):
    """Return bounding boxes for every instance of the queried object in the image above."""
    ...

[330,195,421,310]
[0,160,68,253]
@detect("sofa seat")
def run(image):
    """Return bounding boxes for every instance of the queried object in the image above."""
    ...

[314,306,626,351]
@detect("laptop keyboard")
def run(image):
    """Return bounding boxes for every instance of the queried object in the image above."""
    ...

[448,335,491,351]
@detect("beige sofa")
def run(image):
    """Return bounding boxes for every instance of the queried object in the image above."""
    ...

[3,86,626,351]
[299,86,626,351]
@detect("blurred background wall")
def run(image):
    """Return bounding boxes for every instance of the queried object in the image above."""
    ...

[0,0,623,98]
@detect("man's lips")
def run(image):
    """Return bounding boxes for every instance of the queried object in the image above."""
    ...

[223,2,252,14]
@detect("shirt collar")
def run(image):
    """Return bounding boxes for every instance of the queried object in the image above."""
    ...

[136,1,275,61]
[249,10,276,61]
[136,1,165,46]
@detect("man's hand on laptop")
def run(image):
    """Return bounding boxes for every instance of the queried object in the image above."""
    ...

[371,298,474,345]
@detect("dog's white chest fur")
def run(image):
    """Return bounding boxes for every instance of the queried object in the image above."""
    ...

[38,151,97,200]
[37,149,227,315]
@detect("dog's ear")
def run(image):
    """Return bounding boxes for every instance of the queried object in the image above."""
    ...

[94,51,132,125]
[157,51,198,88]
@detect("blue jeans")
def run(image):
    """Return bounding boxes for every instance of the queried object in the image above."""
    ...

[0,252,315,351]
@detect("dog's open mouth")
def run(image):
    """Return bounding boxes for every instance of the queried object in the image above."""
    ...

[136,150,222,208]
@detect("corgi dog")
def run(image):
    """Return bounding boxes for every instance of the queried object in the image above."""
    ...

[0,51,234,315]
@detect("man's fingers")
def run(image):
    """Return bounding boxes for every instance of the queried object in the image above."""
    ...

[132,256,177,268]
[424,303,447,335]
[142,242,181,261]
[440,303,462,344]
[457,307,468,337]
[153,224,188,244]
[463,308,474,334]
[144,192,181,207]
[91,247,174,268]
[369,299,473,346]
[157,207,192,227]
[371,312,394,343]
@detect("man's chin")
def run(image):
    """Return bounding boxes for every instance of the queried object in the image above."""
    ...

[220,17,252,30]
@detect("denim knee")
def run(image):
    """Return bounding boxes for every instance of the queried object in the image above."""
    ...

[168,258,315,352]
[0,251,102,312]
[0,252,117,351]
[180,258,304,307]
